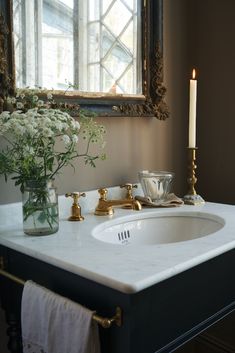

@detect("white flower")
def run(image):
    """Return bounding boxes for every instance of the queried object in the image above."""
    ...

[54,121,63,131]
[37,100,44,107]
[26,112,37,123]
[16,102,24,109]
[26,124,36,136]
[62,134,71,145]
[43,127,53,137]
[71,134,79,143]
[41,116,51,125]
[23,146,34,156]
[47,93,53,100]
[10,97,16,104]
[71,120,80,130]
[32,95,39,102]
[15,125,26,136]
[0,111,10,119]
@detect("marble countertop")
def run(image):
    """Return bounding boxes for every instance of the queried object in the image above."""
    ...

[0,188,235,294]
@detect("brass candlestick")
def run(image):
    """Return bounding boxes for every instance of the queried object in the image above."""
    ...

[183,147,205,205]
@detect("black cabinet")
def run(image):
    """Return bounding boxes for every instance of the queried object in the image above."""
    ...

[1,245,235,353]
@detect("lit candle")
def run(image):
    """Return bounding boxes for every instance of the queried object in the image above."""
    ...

[188,69,197,148]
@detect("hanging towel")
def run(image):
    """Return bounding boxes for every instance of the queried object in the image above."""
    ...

[21,280,101,353]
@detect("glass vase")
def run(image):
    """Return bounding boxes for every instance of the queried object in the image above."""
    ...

[22,180,59,236]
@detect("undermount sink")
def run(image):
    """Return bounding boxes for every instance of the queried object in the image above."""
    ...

[92,212,225,245]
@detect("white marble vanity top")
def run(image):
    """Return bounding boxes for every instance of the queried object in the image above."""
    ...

[0,187,235,294]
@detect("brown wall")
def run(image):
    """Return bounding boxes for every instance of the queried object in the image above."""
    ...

[188,0,235,204]
[0,0,189,205]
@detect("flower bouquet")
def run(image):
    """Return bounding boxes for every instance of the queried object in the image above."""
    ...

[0,90,106,235]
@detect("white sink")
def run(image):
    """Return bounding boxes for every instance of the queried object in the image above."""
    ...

[92,212,225,245]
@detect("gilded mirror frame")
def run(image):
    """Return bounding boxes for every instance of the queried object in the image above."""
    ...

[0,0,169,119]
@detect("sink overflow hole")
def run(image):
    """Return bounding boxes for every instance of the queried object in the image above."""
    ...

[118,230,130,242]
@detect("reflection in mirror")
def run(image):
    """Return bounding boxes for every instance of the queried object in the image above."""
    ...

[0,0,169,118]
[13,0,142,95]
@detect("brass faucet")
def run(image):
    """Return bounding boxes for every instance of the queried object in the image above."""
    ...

[65,192,86,221]
[95,188,142,216]
[120,183,138,209]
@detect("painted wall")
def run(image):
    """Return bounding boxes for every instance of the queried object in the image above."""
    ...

[0,0,189,205]
[188,0,235,204]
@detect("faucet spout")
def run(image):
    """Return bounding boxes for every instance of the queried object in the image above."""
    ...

[94,188,141,216]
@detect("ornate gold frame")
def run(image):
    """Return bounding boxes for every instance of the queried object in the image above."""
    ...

[0,0,169,119]
[0,2,15,111]
[115,44,169,120]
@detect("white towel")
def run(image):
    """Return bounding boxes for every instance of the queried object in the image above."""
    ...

[21,280,101,353]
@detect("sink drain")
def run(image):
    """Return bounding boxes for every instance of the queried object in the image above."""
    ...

[117,230,130,243]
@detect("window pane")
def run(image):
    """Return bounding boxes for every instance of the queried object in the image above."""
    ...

[103,0,132,37]
[88,64,100,91]
[89,0,100,21]
[88,22,100,62]
[42,1,74,89]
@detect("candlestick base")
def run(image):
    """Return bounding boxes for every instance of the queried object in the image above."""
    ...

[183,193,205,206]
[183,147,205,206]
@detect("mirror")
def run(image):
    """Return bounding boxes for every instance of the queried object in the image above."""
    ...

[14,0,142,95]
[0,0,169,119]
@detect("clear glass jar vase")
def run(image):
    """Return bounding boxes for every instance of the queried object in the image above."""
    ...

[22,180,59,236]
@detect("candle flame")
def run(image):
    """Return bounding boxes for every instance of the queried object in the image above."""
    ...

[192,69,196,79]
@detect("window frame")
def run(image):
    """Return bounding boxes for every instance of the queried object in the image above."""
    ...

[0,0,169,119]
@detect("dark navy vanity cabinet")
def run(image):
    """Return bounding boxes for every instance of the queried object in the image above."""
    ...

[0,245,235,353]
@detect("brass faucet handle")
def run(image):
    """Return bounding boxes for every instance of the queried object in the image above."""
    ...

[120,183,138,199]
[98,188,108,200]
[65,192,86,203]
[65,192,86,221]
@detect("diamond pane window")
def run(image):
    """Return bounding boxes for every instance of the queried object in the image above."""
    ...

[13,0,141,94]
[103,1,132,37]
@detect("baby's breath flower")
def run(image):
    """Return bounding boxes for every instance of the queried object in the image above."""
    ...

[0,111,10,120]
[16,125,26,136]
[62,134,71,145]
[23,146,34,156]
[16,102,24,109]
[26,124,36,136]
[37,100,44,107]
[47,93,53,100]
[43,127,53,137]
[71,120,80,130]
[54,121,63,131]
[32,95,39,102]
[71,134,79,143]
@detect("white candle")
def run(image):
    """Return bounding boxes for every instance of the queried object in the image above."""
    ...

[188,69,197,148]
